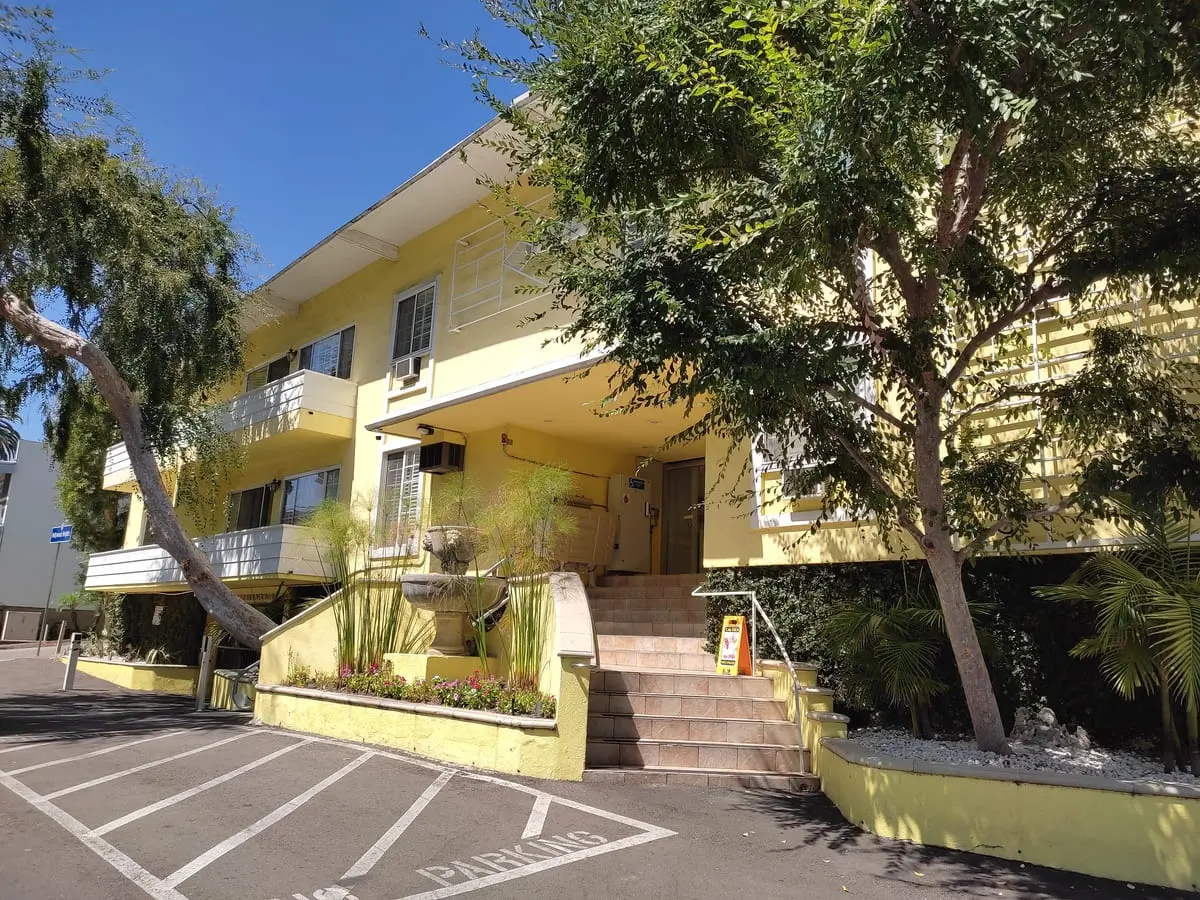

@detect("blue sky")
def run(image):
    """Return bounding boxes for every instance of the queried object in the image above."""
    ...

[15,1,526,438]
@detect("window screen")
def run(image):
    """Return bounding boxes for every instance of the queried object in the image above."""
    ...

[377,449,422,551]
[392,285,436,361]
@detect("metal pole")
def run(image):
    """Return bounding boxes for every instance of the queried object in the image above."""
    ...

[749,592,758,675]
[55,620,66,656]
[35,541,62,657]
[61,632,82,690]
[195,635,215,712]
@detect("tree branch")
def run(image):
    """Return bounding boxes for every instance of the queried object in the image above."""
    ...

[864,231,923,307]
[945,385,1049,434]
[956,500,1070,564]
[828,387,913,437]
[0,288,275,649]
[831,431,923,542]
[943,277,1071,390]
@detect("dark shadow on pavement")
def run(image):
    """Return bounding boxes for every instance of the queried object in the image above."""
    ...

[730,788,1192,899]
[0,658,248,746]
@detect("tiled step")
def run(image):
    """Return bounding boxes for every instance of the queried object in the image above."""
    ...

[588,713,798,744]
[596,649,714,672]
[582,766,819,791]
[598,574,705,588]
[585,737,804,772]
[589,691,789,721]
[590,608,705,625]
[593,620,706,638]
[590,669,775,698]
[596,635,707,654]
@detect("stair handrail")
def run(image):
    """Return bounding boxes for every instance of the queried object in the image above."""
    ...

[691,586,806,758]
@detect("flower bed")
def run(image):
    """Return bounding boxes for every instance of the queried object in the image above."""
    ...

[284,664,557,719]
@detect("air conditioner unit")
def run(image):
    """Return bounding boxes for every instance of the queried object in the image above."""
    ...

[391,356,421,384]
[419,441,465,475]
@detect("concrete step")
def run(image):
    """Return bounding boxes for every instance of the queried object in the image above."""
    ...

[588,713,798,744]
[590,669,775,698]
[596,649,714,672]
[585,737,804,773]
[589,690,790,721]
[582,767,820,791]
[588,586,703,602]
[595,624,705,643]
[595,636,706,655]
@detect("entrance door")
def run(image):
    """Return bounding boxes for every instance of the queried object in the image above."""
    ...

[662,459,705,575]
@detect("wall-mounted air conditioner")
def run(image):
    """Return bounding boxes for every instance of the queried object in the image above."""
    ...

[419,441,465,475]
[391,356,421,385]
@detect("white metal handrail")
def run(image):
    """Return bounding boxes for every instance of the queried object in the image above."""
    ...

[692,586,806,756]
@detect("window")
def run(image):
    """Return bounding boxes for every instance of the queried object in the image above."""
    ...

[280,467,340,525]
[392,284,436,363]
[299,326,355,380]
[245,355,292,392]
[0,473,9,526]
[377,448,422,552]
[227,484,273,532]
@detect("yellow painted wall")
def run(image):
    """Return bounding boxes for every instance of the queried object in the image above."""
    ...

[257,596,340,685]
[818,740,1200,892]
[68,657,201,696]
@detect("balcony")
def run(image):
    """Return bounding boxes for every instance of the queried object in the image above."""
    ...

[102,442,136,492]
[103,370,357,492]
[219,369,356,445]
[84,524,332,593]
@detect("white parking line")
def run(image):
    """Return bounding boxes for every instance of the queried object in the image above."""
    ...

[0,739,51,755]
[163,751,374,889]
[4,731,186,775]
[0,768,189,900]
[342,768,455,880]
[44,731,256,800]
[94,737,314,837]
[521,794,552,840]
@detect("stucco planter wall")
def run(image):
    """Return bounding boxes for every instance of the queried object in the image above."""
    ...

[64,657,201,696]
[818,737,1200,893]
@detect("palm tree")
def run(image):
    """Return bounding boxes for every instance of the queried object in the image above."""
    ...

[822,578,996,739]
[1037,503,1200,773]
[0,417,17,460]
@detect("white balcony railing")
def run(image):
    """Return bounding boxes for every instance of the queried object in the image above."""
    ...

[102,370,357,492]
[220,369,356,436]
[84,524,332,593]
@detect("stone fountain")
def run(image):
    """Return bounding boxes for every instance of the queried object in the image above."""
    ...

[400,526,506,656]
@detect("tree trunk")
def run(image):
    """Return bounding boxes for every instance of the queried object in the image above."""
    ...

[1187,700,1200,775]
[911,394,1010,753]
[0,289,275,649]
[925,545,1010,752]
[1158,674,1180,773]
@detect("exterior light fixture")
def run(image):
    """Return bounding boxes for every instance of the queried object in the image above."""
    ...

[416,424,436,437]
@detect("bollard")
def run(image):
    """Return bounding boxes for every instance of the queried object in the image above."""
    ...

[55,620,66,656]
[195,635,215,712]
[61,632,82,691]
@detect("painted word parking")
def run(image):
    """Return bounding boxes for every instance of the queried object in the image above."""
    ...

[0,724,673,900]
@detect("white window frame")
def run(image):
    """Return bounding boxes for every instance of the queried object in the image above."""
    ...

[373,445,424,557]
[244,354,292,393]
[279,465,342,526]
[226,481,276,533]
[298,324,357,381]
[388,279,438,394]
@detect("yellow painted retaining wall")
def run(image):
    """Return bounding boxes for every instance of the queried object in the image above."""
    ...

[818,738,1200,893]
[67,657,201,696]
[255,572,595,781]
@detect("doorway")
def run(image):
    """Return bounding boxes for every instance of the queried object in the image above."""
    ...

[662,458,705,575]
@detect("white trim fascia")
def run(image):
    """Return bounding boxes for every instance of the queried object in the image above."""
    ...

[257,116,507,300]
[365,346,611,434]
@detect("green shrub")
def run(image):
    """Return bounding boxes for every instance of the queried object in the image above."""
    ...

[284,664,557,719]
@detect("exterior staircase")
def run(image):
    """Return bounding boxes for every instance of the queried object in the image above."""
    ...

[583,574,820,791]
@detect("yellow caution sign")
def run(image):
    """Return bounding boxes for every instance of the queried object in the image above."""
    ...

[716,615,751,676]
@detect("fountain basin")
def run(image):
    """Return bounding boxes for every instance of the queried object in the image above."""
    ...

[401,573,507,656]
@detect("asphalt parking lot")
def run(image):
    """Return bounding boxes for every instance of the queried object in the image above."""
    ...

[0,657,1187,900]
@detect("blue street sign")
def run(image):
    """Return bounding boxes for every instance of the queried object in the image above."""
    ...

[50,525,72,544]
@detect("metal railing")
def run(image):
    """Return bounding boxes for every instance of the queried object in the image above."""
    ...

[691,586,806,758]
